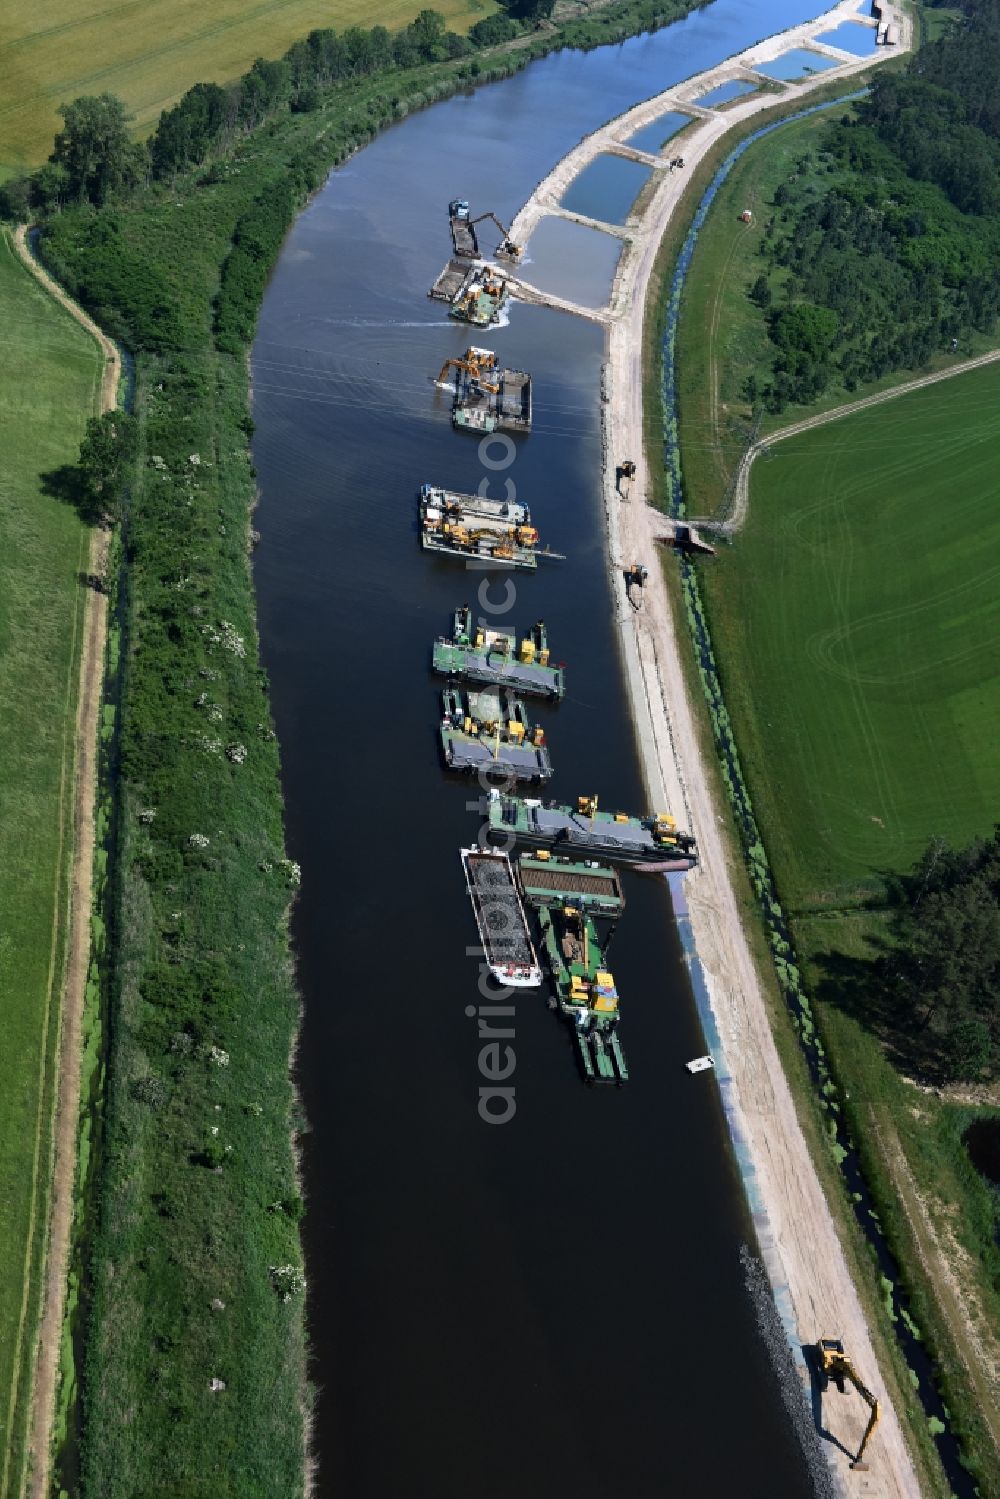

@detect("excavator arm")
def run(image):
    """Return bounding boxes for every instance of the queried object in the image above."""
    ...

[470,211,522,258]
[818,1339,881,1471]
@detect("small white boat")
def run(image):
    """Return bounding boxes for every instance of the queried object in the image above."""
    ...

[685,1055,714,1074]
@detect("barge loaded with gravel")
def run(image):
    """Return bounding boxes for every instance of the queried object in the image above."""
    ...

[433,606,566,701]
[517,853,628,1084]
[441,687,552,783]
[460,846,542,988]
[487,792,698,869]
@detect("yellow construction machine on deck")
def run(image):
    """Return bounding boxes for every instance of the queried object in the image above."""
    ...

[817,1338,881,1471]
[436,347,500,393]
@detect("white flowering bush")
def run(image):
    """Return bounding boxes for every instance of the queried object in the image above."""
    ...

[279,859,301,888]
[208,1045,229,1068]
[220,620,246,658]
[270,1264,305,1302]
[226,743,247,765]
[188,832,210,849]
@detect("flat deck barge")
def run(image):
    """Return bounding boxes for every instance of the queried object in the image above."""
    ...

[521,871,628,1085]
[441,688,552,783]
[420,483,530,528]
[429,262,509,327]
[432,606,566,701]
[487,792,697,869]
[460,846,542,988]
[436,345,531,435]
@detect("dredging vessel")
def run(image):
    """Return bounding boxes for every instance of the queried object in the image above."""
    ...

[429,261,509,327]
[435,346,532,434]
[460,845,542,988]
[517,852,628,1084]
[432,606,566,701]
[487,792,698,869]
[441,687,552,783]
[420,487,563,570]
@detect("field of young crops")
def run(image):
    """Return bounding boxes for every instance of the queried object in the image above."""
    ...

[703,361,1000,912]
[0,0,491,174]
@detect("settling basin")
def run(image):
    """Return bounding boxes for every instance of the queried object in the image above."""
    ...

[251,3,838,1495]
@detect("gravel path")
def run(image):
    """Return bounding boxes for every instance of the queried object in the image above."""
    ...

[12,223,118,1499]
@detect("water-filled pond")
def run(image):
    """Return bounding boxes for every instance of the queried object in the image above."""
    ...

[560,152,653,224]
[754,46,838,80]
[695,77,758,106]
[814,19,880,54]
[964,1118,1000,1187]
[625,108,694,153]
[523,214,623,306]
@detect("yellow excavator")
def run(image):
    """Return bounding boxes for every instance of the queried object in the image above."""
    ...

[470,210,522,259]
[817,1339,881,1471]
[436,347,500,393]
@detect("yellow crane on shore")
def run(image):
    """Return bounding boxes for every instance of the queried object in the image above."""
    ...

[817,1338,881,1471]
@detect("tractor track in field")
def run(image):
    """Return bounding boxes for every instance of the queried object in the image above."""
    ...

[724,349,1000,535]
[11,224,117,1499]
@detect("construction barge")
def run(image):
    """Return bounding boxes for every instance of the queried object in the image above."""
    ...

[460,846,541,988]
[420,486,563,570]
[432,606,566,701]
[518,853,628,1084]
[487,792,698,870]
[436,346,532,434]
[429,261,509,327]
[441,687,552,784]
[448,199,521,262]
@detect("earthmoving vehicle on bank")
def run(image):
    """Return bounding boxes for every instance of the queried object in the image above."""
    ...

[817,1339,881,1471]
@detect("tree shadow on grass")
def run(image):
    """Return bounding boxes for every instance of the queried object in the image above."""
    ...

[810,930,943,1082]
[40,463,101,525]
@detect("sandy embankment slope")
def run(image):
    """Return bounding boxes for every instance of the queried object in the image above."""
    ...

[506,3,923,1493]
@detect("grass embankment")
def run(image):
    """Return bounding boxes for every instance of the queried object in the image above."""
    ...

[704,372,1000,1483]
[660,84,1000,1492]
[0,0,495,176]
[0,229,103,1499]
[25,3,707,1491]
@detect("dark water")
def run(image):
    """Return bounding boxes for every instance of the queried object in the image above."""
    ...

[560,152,652,223]
[964,1119,1000,1187]
[251,4,837,1495]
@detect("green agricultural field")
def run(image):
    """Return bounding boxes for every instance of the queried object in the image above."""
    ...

[704,362,1000,914]
[0,229,102,1498]
[0,0,493,175]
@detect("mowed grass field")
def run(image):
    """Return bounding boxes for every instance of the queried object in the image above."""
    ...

[703,362,1000,914]
[0,0,493,175]
[0,230,102,1498]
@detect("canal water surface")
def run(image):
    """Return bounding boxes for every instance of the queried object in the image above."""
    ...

[251,3,834,1495]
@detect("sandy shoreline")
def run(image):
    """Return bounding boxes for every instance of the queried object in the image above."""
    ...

[503,3,924,1494]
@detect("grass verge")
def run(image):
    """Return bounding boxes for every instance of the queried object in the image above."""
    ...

[0,227,103,1499]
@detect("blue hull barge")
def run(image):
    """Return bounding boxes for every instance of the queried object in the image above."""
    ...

[441,687,552,784]
[432,606,566,701]
[487,792,697,870]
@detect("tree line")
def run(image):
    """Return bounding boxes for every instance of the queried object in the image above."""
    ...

[748,0,1000,411]
[0,0,555,217]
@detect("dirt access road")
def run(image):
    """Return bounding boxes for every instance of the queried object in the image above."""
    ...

[504,2,925,1494]
[12,224,117,1499]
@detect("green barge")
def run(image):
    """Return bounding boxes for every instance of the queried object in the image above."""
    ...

[517,853,628,1085]
[432,606,565,701]
[440,687,552,783]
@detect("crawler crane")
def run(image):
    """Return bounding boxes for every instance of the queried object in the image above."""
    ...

[817,1339,881,1471]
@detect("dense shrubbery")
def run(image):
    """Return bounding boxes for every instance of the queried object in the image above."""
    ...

[751,0,1000,410]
